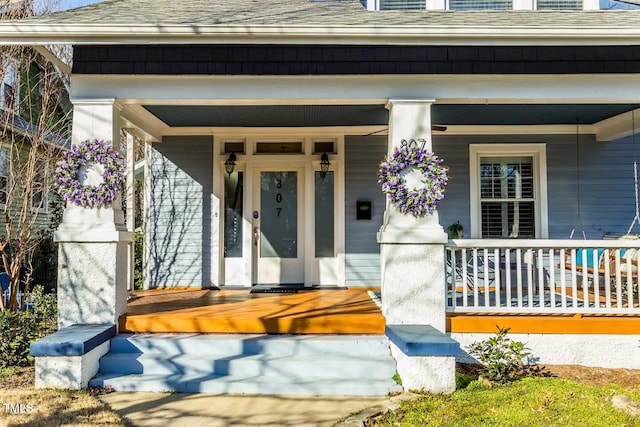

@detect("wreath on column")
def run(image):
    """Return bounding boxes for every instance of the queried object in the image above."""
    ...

[378,141,448,217]
[54,138,125,208]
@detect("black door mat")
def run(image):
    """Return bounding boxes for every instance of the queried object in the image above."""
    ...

[250,284,304,293]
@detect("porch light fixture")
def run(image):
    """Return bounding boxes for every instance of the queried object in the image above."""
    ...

[320,152,330,178]
[224,152,237,176]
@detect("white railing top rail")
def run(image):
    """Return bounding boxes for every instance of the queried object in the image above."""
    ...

[447,239,640,249]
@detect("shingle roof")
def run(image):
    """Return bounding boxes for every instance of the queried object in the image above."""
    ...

[15,0,640,28]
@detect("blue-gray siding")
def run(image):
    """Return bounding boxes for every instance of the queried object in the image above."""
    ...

[149,136,214,287]
[434,134,637,239]
[345,136,387,286]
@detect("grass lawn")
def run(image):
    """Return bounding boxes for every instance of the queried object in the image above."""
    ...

[0,367,127,427]
[372,376,640,427]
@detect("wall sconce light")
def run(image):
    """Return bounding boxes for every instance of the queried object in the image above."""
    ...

[224,152,237,176]
[320,152,330,178]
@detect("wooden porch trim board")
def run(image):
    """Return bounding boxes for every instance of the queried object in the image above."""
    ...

[447,313,640,334]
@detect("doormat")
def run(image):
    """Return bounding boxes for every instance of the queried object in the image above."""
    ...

[250,284,303,294]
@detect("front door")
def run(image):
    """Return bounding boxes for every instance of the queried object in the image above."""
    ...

[252,168,304,285]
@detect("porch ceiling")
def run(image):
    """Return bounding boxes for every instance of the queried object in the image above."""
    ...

[143,103,640,128]
[143,105,389,127]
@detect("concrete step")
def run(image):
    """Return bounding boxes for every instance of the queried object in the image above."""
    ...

[89,373,403,396]
[98,352,397,379]
[93,333,400,396]
[109,333,392,358]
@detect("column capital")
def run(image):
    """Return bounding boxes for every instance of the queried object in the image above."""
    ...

[70,98,123,112]
[386,98,436,110]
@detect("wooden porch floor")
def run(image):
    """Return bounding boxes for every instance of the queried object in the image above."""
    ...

[120,289,385,334]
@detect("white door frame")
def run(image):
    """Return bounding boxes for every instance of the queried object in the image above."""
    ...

[215,134,345,287]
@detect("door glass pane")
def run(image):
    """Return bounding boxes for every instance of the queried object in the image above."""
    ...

[315,171,334,257]
[224,172,243,258]
[260,171,297,258]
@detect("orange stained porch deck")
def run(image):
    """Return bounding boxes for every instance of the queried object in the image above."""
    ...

[120,288,386,334]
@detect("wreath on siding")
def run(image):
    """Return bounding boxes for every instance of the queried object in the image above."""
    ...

[54,138,125,208]
[378,143,448,217]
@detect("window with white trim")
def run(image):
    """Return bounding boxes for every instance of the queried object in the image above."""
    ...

[449,0,512,10]
[536,0,582,9]
[470,144,548,239]
[1,58,18,112]
[380,0,425,9]
[30,161,48,213]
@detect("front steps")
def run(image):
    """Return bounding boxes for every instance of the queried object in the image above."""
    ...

[89,334,403,396]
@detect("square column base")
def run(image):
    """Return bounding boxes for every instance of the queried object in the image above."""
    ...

[56,235,131,329]
[380,242,447,331]
[35,341,110,390]
[390,342,456,394]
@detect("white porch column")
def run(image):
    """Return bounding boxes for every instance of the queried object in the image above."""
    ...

[378,99,454,393]
[378,99,448,331]
[54,99,133,329]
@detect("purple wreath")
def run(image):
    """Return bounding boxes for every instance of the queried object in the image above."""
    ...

[54,139,125,208]
[378,145,448,217]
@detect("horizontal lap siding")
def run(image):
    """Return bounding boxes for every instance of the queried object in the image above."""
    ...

[345,136,386,287]
[434,134,637,239]
[149,136,213,288]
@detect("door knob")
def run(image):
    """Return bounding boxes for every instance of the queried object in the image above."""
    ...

[253,226,259,246]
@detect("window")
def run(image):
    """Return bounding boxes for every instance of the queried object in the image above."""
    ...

[380,0,425,10]
[536,0,582,9]
[470,144,548,239]
[3,83,15,111]
[449,0,512,9]
[30,162,48,212]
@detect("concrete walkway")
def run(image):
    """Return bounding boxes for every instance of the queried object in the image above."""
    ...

[98,392,388,427]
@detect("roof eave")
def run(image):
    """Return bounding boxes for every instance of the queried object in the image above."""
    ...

[1,24,640,45]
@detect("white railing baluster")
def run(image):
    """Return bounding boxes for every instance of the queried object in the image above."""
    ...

[483,248,490,307]
[616,250,622,308]
[505,248,512,308]
[571,248,578,308]
[449,248,456,309]
[560,248,567,309]
[461,249,468,308]
[592,248,600,309]
[537,248,544,308]
[548,248,555,308]
[627,253,633,310]
[494,248,500,308]
[473,248,479,307]
[605,249,612,309]
[527,249,534,309]
[582,249,589,309]
[516,248,523,309]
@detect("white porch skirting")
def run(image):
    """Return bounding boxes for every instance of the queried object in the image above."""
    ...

[452,332,640,369]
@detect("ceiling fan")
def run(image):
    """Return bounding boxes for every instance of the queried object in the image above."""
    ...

[365,125,447,136]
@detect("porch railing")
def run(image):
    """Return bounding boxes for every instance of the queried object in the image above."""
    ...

[446,239,640,315]
[2,290,32,311]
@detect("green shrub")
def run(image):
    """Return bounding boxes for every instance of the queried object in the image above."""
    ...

[0,310,37,368]
[0,286,57,369]
[467,326,531,384]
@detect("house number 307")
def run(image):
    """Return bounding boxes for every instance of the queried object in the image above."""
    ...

[276,179,282,216]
